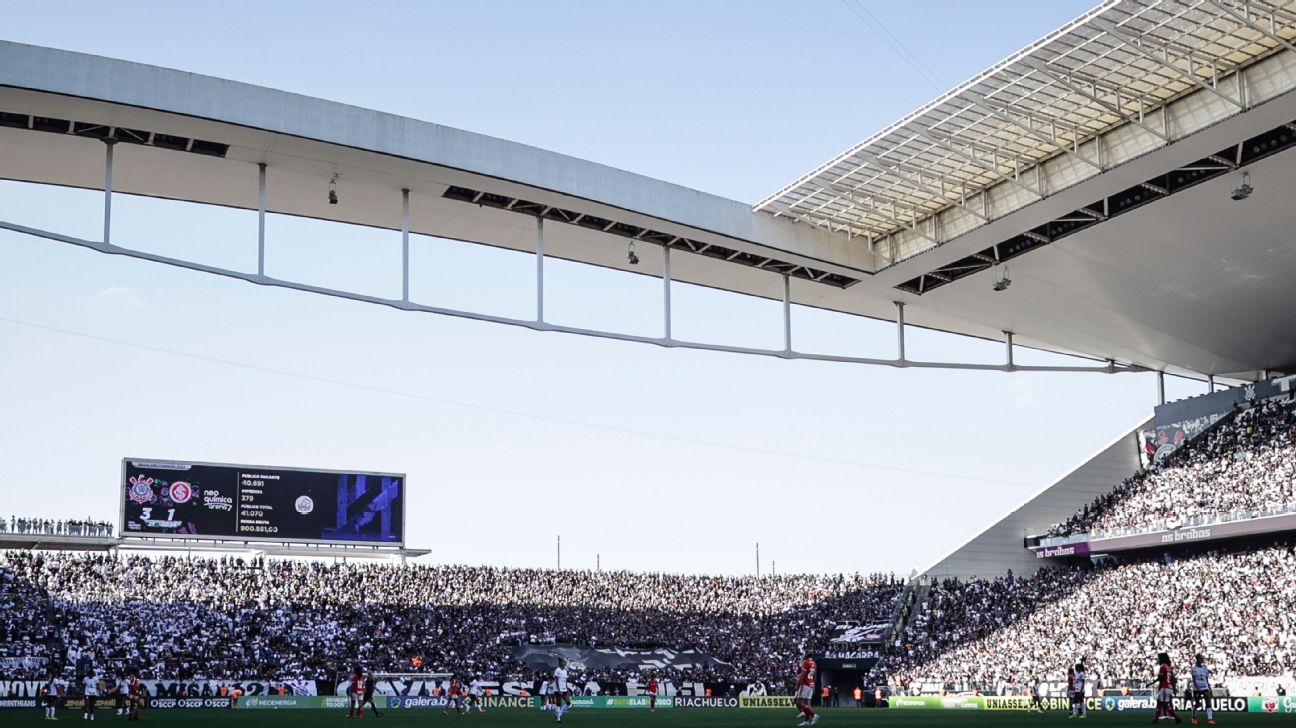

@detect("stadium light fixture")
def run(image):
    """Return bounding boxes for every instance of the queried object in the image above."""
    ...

[627,241,639,266]
[328,174,339,205]
[992,265,1011,292]
[1231,171,1253,201]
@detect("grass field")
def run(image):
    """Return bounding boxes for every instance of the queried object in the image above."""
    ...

[4,708,1276,728]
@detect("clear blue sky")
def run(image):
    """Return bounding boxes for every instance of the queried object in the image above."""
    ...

[0,1,1207,575]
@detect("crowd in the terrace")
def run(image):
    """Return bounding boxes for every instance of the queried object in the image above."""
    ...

[0,552,901,690]
[1,516,114,537]
[6,394,1296,699]
[877,543,1296,694]
[1046,399,1296,537]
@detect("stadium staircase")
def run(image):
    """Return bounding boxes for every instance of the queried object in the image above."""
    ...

[885,580,927,647]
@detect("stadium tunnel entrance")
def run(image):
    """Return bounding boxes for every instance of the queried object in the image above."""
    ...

[813,656,881,708]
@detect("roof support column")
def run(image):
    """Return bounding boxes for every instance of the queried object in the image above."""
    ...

[1157,370,1166,405]
[401,188,410,303]
[535,216,545,325]
[895,301,906,366]
[257,163,267,278]
[662,246,673,341]
[1208,374,1216,393]
[102,138,117,247]
[782,274,792,353]
[1005,331,1015,372]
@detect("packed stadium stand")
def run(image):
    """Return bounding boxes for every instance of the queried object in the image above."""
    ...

[0,552,902,690]
[878,541,1296,695]
[1045,399,1296,537]
[5,390,1296,699]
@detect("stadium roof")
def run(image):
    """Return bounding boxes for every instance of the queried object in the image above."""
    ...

[756,0,1296,265]
[3,0,1296,380]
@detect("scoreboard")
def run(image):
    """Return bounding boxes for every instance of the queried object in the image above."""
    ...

[120,458,405,545]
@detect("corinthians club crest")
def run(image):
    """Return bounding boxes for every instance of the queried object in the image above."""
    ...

[128,476,155,504]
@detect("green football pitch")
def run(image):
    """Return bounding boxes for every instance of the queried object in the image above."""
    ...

[5,709,1272,727]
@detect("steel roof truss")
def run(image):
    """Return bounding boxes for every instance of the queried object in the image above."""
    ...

[1208,0,1296,54]
[909,123,1043,199]
[963,91,1104,170]
[1091,16,1245,109]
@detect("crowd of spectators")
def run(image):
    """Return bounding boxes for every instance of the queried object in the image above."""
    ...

[878,543,1296,693]
[0,552,902,690]
[1,516,113,537]
[1046,399,1296,537]
[8,401,1292,696]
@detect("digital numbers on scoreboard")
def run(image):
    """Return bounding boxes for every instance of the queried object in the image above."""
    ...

[237,471,282,536]
[121,459,404,545]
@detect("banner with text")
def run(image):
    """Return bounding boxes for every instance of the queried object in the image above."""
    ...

[388,696,531,710]
[891,695,984,710]
[536,696,673,710]
[1151,376,1296,462]
[145,697,234,709]
[240,695,353,710]
[1249,696,1296,714]
[510,644,730,674]
[739,695,796,709]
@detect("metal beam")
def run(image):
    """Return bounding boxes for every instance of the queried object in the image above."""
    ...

[909,122,1044,200]
[663,245,672,341]
[1206,0,1296,55]
[102,139,116,246]
[782,274,792,353]
[962,91,1102,171]
[0,218,1149,376]
[535,216,545,324]
[833,190,941,246]
[1019,58,1170,142]
[835,149,990,223]
[257,163,267,278]
[400,188,410,303]
[1091,17,1244,110]
[896,301,907,365]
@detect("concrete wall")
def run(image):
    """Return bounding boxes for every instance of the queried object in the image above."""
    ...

[919,417,1149,581]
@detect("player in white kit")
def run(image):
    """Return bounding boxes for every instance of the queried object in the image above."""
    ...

[1190,655,1215,725]
[539,676,554,710]
[552,658,572,724]
[82,673,99,721]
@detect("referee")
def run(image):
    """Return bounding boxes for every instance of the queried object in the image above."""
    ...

[360,674,383,718]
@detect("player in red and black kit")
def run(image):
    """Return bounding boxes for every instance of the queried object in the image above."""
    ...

[794,654,819,726]
[127,670,142,722]
[443,677,465,716]
[1154,652,1183,724]
[1066,667,1077,717]
[646,674,659,712]
[347,669,363,718]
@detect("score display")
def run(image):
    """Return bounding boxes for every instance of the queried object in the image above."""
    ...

[120,459,404,545]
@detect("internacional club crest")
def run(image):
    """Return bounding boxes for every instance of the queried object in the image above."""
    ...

[167,481,194,505]
[295,495,314,515]
[128,476,155,504]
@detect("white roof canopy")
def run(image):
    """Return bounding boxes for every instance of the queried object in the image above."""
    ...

[756,0,1296,266]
